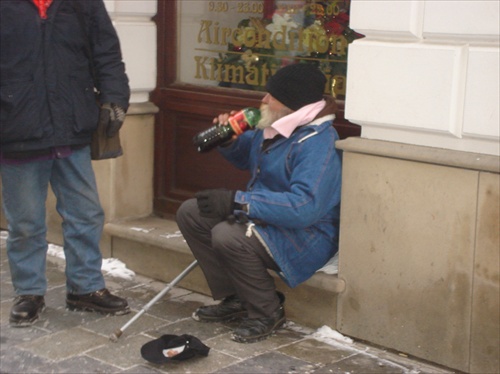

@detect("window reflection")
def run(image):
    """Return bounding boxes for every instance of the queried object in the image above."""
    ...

[179,0,363,101]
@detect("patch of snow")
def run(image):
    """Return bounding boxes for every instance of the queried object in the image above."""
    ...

[286,320,315,335]
[48,243,135,280]
[316,252,338,275]
[130,227,156,233]
[102,257,135,280]
[47,243,65,260]
[159,231,183,239]
[310,325,354,345]
[0,232,136,281]
[310,326,418,373]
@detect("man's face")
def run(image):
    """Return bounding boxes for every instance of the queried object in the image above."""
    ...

[256,93,293,129]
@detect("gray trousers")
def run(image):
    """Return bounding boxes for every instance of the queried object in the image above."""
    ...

[176,199,282,318]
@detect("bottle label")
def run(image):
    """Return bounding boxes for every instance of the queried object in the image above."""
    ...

[228,110,250,135]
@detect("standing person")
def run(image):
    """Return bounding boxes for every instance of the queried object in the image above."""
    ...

[0,0,130,327]
[176,63,342,343]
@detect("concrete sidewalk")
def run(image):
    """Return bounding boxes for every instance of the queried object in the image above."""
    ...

[0,235,457,373]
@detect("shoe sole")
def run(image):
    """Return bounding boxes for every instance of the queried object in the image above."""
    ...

[9,305,46,328]
[231,317,286,343]
[66,302,130,316]
[192,310,248,323]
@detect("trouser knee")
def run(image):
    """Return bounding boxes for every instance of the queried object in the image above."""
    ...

[211,222,246,257]
[176,199,197,231]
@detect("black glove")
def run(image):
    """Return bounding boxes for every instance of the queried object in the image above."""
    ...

[227,212,250,225]
[101,103,126,138]
[195,189,235,219]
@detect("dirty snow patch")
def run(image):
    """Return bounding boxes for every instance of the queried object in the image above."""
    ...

[47,243,135,280]
[159,231,183,239]
[316,252,338,274]
[101,258,135,280]
[2,230,136,281]
[311,325,354,345]
[47,243,65,260]
[130,227,156,233]
[309,325,422,373]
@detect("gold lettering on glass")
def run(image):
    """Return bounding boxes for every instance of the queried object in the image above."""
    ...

[182,0,363,101]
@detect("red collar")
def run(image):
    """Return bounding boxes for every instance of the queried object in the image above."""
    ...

[33,0,54,19]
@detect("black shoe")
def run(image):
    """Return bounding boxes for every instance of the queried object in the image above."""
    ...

[192,294,247,322]
[66,288,130,315]
[231,305,286,343]
[10,295,45,327]
[192,291,285,323]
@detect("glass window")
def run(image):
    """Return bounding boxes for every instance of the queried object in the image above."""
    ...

[178,0,363,100]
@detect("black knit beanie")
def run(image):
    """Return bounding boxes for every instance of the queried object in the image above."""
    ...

[266,64,327,110]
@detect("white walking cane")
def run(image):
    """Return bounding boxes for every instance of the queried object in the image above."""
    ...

[109,260,199,342]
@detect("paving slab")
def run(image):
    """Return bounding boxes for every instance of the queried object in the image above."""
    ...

[0,346,54,374]
[45,355,121,374]
[87,334,155,370]
[17,327,109,361]
[216,351,316,373]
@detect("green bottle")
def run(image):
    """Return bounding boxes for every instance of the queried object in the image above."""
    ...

[193,107,261,153]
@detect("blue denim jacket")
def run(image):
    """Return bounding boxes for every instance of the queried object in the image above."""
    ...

[218,116,342,288]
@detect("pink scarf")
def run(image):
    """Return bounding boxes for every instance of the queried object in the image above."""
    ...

[263,100,326,139]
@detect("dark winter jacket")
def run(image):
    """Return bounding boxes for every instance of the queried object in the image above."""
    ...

[0,0,130,153]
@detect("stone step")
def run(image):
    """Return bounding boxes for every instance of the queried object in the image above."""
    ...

[105,215,345,328]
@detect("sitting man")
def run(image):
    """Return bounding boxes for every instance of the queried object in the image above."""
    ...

[176,63,342,343]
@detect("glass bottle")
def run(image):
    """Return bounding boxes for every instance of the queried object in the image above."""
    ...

[193,107,261,153]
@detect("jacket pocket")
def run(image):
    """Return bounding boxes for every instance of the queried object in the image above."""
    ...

[0,79,43,143]
[70,76,100,134]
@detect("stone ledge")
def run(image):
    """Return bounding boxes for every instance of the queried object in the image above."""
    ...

[337,137,500,173]
[127,101,159,116]
[105,215,345,328]
[104,216,345,328]
[105,216,346,295]
[106,216,187,255]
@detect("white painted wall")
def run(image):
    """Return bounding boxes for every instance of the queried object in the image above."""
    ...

[105,0,499,156]
[346,0,500,156]
[104,0,157,104]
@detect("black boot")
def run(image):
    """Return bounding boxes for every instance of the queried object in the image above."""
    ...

[231,305,286,343]
[66,288,130,315]
[192,291,285,323]
[10,295,45,327]
[192,294,247,322]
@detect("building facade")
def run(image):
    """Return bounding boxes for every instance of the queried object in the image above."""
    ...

[1,1,498,373]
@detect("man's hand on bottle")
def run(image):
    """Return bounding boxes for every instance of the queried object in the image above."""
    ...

[213,110,239,144]
[213,110,238,126]
[101,103,126,137]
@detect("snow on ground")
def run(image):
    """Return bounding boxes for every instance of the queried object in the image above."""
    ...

[311,325,354,344]
[305,325,420,373]
[316,251,339,274]
[47,243,136,280]
[287,322,354,347]
[1,231,135,280]
[2,230,422,372]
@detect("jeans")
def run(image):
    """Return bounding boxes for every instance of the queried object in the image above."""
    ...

[0,146,106,295]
